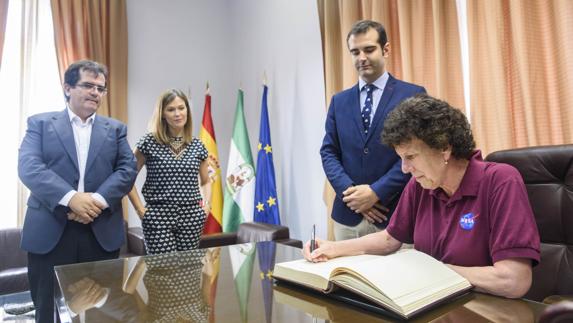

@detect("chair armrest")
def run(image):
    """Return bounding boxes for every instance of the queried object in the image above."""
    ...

[276,238,303,249]
[199,232,238,248]
[538,301,573,323]
[0,267,29,294]
[543,295,573,304]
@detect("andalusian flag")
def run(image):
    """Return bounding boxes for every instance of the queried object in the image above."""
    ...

[199,84,223,234]
[224,89,256,322]
[222,89,255,232]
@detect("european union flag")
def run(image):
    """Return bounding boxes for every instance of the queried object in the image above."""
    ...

[254,86,280,321]
[254,85,280,225]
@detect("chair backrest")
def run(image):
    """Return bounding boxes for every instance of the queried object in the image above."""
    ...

[486,144,573,302]
[0,228,28,271]
[236,222,290,243]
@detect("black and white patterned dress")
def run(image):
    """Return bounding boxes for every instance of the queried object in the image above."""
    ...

[137,133,208,255]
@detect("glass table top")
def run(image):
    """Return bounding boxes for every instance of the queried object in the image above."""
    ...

[53,242,548,323]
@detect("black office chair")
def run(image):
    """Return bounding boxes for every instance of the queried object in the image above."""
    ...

[199,222,302,249]
[0,228,29,294]
[486,144,573,302]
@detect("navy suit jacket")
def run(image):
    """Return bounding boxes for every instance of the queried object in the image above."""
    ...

[321,74,425,227]
[18,110,137,254]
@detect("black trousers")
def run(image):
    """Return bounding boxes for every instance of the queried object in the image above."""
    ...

[27,221,119,323]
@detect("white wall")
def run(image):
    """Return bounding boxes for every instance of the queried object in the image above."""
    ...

[126,0,327,240]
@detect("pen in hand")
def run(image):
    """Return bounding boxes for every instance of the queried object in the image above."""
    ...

[310,224,316,253]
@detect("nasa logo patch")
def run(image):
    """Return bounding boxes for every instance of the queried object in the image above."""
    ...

[459,212,478,230]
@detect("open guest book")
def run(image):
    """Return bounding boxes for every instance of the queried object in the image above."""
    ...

[272,249,472,319]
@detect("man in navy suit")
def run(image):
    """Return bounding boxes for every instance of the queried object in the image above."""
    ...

[321,20,425,240]
[18,60,137,322]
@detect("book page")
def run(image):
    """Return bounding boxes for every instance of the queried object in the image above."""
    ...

[273,254,380,290]
[332,250,469,304]
[276,254,380,280]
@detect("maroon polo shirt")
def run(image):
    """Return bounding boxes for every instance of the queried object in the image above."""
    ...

[386,150,540,267]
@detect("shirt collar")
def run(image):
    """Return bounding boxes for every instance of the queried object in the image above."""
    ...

[430,150,485,200]
[456,150,486,197]
[67,107,96,125]
[359,71,389,92]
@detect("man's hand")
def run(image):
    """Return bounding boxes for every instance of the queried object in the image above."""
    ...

[67,211,93,224]
[361,202,389,223]
[68,192,104,220]
[67,278,106,314]
[342,185,379,213]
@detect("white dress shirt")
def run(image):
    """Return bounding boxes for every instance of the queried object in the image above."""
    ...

[358,71,390,124]
[58,108,108,209]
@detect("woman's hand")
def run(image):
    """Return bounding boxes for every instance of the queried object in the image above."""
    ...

[137,208,147,219]
[302,238,339,262]
[202,201,211,215]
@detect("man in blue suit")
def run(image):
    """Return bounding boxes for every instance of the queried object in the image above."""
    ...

[321,20,425,240]
[18,60,137,322]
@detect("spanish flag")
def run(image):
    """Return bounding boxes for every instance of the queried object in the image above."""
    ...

[199,84,223,233]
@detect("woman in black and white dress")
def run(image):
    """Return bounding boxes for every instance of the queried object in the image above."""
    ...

[128,89,212,255]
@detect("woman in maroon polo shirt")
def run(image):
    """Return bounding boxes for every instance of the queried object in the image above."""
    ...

[304,94,540,299]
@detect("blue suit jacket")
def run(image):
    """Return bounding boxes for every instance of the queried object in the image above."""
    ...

[321,74,425,227]
[18,110,137,254]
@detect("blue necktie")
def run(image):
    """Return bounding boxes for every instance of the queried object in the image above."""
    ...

[362,84,375,134]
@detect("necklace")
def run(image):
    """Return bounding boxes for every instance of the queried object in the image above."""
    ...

[169,137,187,159]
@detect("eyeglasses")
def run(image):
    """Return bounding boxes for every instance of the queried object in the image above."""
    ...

[76,82,108,95]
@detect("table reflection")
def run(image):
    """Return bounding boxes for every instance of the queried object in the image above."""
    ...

[123,248,220,322]
[430,293,540,323]
[55,258,142,322]
[56,247,221,323]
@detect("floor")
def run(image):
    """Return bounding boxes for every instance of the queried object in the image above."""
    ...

[0,291,34,322]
